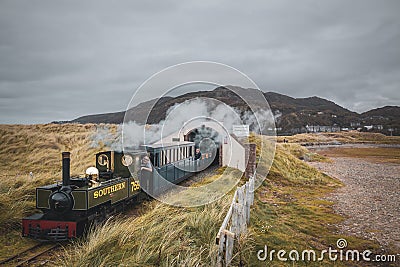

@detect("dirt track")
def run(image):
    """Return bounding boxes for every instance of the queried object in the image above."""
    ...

[309,156,400,251]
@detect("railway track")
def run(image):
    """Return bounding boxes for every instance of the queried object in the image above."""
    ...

[0,243,61,267]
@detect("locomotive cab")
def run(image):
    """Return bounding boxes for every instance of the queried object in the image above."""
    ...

[95,151,137,180]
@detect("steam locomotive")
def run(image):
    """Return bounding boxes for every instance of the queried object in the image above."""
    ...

[22,141,213,241]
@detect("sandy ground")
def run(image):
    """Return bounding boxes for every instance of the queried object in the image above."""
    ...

[309,157,400,251]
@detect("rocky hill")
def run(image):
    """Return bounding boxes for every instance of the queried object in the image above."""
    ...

[70,87,399,135]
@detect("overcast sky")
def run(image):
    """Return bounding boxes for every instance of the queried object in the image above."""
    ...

[0,0,399,124]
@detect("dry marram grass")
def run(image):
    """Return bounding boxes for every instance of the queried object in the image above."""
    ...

[0,124,393,266]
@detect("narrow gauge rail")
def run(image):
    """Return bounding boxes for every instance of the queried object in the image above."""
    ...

[0,243,60,266]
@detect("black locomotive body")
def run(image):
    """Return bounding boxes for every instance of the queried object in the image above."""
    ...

[22,141,213,241]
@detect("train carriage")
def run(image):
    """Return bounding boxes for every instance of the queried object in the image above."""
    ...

[141,142,213,195]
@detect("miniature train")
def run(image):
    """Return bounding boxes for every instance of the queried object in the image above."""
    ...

[22,141,213,241]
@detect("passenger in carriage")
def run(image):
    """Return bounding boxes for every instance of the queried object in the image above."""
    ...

[140,155,153,172]
[140,155,153,194]
[194,147,202,160]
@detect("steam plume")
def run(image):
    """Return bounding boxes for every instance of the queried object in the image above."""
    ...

[91,97,274,150]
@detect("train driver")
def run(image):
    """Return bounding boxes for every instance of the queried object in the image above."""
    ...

[86,166,100,188]
[88,175,99,188]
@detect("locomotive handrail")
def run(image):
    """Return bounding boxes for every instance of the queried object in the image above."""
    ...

[86,176,125,190]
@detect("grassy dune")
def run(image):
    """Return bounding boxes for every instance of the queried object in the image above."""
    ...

[247,138,381,266]
[0,124,110,259]
[61,198,232,266]
[0,124,389,265]
[278,131,400,144]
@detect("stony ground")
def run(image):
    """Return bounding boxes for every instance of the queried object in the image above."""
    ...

[309,157,400,251]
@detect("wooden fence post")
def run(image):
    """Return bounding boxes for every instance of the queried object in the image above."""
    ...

[224,230,235,265]
[245,182,251,224]
[217,233,226,267]
[250,176,254,205]
[231,203,239,236]
[216,176,256,266]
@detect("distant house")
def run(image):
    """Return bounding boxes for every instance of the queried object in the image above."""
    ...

[267,127,282,131]
[363,125,383,131]
[364,125,373,130]
[306,125,341,133]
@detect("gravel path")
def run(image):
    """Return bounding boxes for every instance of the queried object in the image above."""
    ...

[309,157,400,250]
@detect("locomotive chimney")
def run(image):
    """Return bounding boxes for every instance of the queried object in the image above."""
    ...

[62,152,71,187]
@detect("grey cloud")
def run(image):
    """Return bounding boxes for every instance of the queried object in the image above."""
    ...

[0,0,399,123]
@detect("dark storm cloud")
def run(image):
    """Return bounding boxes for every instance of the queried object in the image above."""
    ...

[0,0,399,123]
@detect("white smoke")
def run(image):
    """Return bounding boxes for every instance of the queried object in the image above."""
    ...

[241,109,274,134]
[273,109,282,124]
[90,97,274,150]
[90,124,122,150]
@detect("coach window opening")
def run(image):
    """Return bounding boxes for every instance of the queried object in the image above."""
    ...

[149,152,155,167]
[152,152,158,168]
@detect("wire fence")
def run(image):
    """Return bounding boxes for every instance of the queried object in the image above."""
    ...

[216,175,255,266]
